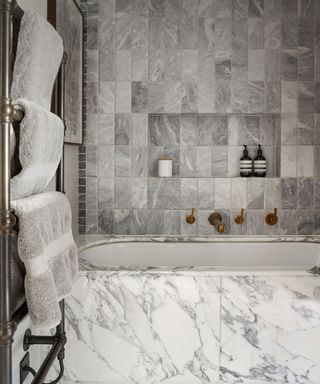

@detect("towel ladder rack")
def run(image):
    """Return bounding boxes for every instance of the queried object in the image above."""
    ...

[0,1,68,383]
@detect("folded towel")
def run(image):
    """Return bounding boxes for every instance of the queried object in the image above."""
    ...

[11,11,63,111]
[12,192,78,329]
[10,99,64,201]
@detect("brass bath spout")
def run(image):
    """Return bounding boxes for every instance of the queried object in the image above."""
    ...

[265,208,278,225]
[208,212,225,233]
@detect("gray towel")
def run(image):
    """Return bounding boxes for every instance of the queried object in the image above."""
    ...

[12,192,78,329]
[10,99,64,201]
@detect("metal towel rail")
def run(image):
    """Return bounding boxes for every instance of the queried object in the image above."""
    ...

[0,1,67,383]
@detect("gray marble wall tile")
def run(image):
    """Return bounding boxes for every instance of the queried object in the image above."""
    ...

[131,177,148,209]
[132,50,148,81]
[98,178,114,210]
[165,178,181,209]
[98,145,114,178]
[130,209,148,234]
[281,178,297,209]
[98,0,115,51]
[282,0,298,17]
[298,0,314,17]
[215,0,232,18]
[232,49,248,81]
[260,116,275,145]
[298,81,314,113]
[115,145,131,176]
[165,0,181,48]
[215,50,232,80]
[298,48,314,81]
[297,145,314,177]
[132,113,148,144]
[165,50,182,81]
[280,209,297,234]
[116,14,132,49]
[297,177,314,209]
[87,50,99,82]
[281,114,297,144]
[196,146,212,176]
[265,0,281,16]
[181,81,198,113]
[282,50,298,81]
[298,113,314,144]
[99,81,115,113]
[231,178,248,208]
[265,50,280,81]
[248,0,264,17]
[180,116,197,145]
[198,210,214,235]
[98,209,114,234]
[315,145,320,177]
[248,50,265,81]
[215,79,231,112]
[87,113,98,145]
[247,178,264,208]
[232,0,249,20]
[314,210,320,234]
[264,17,281,49]
[116,50,131,81]
[228,146,243,177]
[180,210,198,235]
[87,146,98,177]
[212,146,228,177]
[297,209,314,234]
[232,79,248,113]
[214,178,231,208]
[87,82,98,113]
[180,146,197,176]
[196,116,214,146]
[281,81,298,113]
[131,145,148,176]
[148,178,165,208]
[164,210,181,234]
[115,113,131,144]
[147,144,163,176]
[149,145,180,176]
[148,83,165,113]
[232,18,248,49]
[115,178,132,208]
[199,18,215,49]
[148,50,165,82]
[315,114,320,144]
[264,81,281,113]
[282,19,298,49]
[248,81,264,112]
[181,0,198,49]
[246,209,264,234]
[314,178,320,208]
[149,116,180,146]
[298,18,314,50]
[147,210,164,234]
[116,0,132,16]
[181,178,198,208]
[132,81,148,112]
[264,178,281,209]
[182,50,198,81]
[281,145,298,177]
[198,81,215,113]
[198,178,215,209]
[248,18,264,48]
[230,209,248,234]
[165,81,183,113]
[198,0,214,17]
[132,16,148,49]
[114,209,130,234]
[87,14,98,50]
[99,50,115,81]
[215,20,232,50]
[199,49,215,82]
[115,82,132,112]
[149,17,165,50]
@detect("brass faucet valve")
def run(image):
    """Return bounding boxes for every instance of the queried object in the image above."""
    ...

[265,208,278,226]
[186,208,196,224]
[234,208,245,224]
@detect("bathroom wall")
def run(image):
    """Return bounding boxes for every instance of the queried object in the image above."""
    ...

[79,0,320,236]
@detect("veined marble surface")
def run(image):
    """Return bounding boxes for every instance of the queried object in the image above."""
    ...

[76,235,320,252]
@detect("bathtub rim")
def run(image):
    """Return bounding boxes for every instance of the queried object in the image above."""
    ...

[76,235,320,277]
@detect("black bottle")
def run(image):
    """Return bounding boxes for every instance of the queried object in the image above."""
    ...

[240,145,253,177]
[253,145,267,177]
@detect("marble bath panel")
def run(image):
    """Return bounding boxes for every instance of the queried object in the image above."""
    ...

[63,274,221,383]
[220,276,320,383]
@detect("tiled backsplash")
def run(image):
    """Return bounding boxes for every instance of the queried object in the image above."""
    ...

[79,0,320,236]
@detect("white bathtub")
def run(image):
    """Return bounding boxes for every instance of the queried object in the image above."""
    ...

[79,238,320,274]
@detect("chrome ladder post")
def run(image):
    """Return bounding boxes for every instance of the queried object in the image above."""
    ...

[0,1,18,384]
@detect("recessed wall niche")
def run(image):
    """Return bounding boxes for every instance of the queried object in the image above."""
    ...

[148,113,281,178]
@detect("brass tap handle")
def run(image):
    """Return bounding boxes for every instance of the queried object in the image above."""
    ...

[265,208,278,226]
[186,208,196,224]
[234,208,245,225]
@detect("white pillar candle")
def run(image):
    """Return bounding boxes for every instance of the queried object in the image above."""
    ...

[158,158,172,177]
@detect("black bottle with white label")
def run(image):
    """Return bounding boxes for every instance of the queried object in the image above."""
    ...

[240,145,253,177]
[253,145,267,177]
